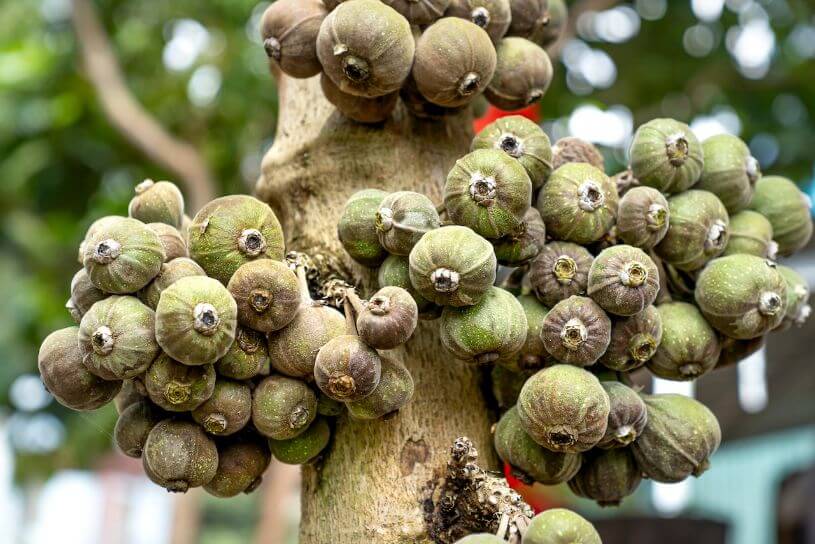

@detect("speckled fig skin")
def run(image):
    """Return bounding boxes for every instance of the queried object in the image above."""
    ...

[630,118,704,194]
[155,276,237,366]
[632,393,721,483]
[353,287,418,350]
[597,382,648,449]
[38,327,122,410]
[588,245,660,317]
[409,225,497,307]
[317,0,415,97]
[114,400,165,458]
[260,0,326,79]
[528,241,593,307]
[600,305,662,372]
[192,379,252,436]
[695,255,787,339]
[346,356,414,420]
[144,353,216,411]
[541,296,611,367]
[83,216,165,294]
[616,186,670,250]
[507,0,569,49]
[70,268,108,317]
[716,335,765,369]
[517,365,610,453]
[446,0,512,42]
[493,207,546,266]
[537,162,619,245]
[383,0,449,24]
[748,175,814,256]
[115,379,146,414]
[228,259,300,333]
[128,179,185,228]
[568,447,642,507]
[139,257,206,310]
[551,137,605,171]
[216,327,268,380]
[79,296,160,380]
[649,302,720,381]
[445,149,532,239]
[723,210,777,259]
[471,115,552,190]
[655,190,730,271]
[696,134,760,213]
[317,394,345,417]
[777,265,811,329]
[413,18,496,107]
[376,191,441,255]
[188,195,285,285]
[500,294,551,371]
[377,254,436,314]
[78,215,122,265]
[320,73,399,124]
[523,508,601,544]
[440,286,527,364]
[252,375,317,440]
[494,406,582,485]
[314,335,382,401]
[143,420,218,493]
[485,37,553,111]
[204,436,271,498]
[338,189,389,267]
[146,223,187,262]
[270,417,331,464]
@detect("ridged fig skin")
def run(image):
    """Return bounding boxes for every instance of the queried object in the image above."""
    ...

[128,180,185,228]
[413,18,496,107]
[143,420,219,493]
[346,356,414,420]
[568,447,642,507]
[139,257,206,310]
[377,254,436,314]
[616,186,670,249]
[507,0,569,49]
[228,259,300,333]
[777,264,811,329]
[500,294,551,371]
[588,245,661,316]
[338,189,389,267]
[155,276,238,366]
[114,400,165,458]
[493,207,546,266]
[748,175,813,256]
[192,379,253,436]
[446,0,512,42]
[649,302,720,381]
[204,437,271,498]
[485,37,553,111]
[79,296,160,380]
[656,190,730,272]
[630,118,704,194]
[384,0,450,25]
[144,353,216,412]
[270,417,332,464]
[494,406,582,485]
[696,133,760,213]
[147,223,187,262]
[537,162,619,245]
[317,0,415,98]
[188,195,285,285]
[597,382,648,449]
[632,393,722,483]
[528,241,593,307]
[409,225,497,307]
[314,335,382,401]
[376,191,441,255]
[260,0,326,79]
[541,296,611,367]
[471,115,552,190]
[522,508,601,544]
[320,73,398,124]
[551,137,605,171]
[723,210,776,259]
[517,365,611,453]
[695,255,787,339]
[38,327,122,411]
[252,375,317,440]
[70,268,108,317]
[216,327,269,380]
[600,304,663,372]
[440,286,528,364]
[356,287,418,350]
[268,302,346,379]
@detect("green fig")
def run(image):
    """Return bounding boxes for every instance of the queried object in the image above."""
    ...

[748,175,813,256]
[70,268,108,317]
[143,420,218,492]
[216,327,269,380]
[144,353,216,412]
[317,394,346,417]
[314,335,382,401]
[616,187,670,250]
[269,417,331,464]
[338,189,389,267]
[376,191,441,255]
[597,382,647,449]
[777,264,811,329]
[588,245,660,317]
[528,241,593,307]
[723,210,777,259]
[523,508,601,544]
[485,37,553,111]
[648,302,720,381]
[114,400,165,458]
[378,254,436,314]
[252,375,317,440]
[346,357,414,420]
[630,118,703,194]
[507,0,569,49]
[501,294,550,371]
[655,190,730,271]
[568,447,642,507]
[192,379,253,436]
[541,296,611,367]
[260,0,326,79]
[128,179,185,228]
[138,257,206,310]
[147,222,187,262]
[471,115,552,190]
[204,436,271,498]
[227,259,300,333]
[447,0,512,42]
[696,134,760,213]
[551,137,605,171]
[600,305,662,372]
[492,207,546,267]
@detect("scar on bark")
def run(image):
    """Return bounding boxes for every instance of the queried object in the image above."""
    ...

[401,438,431,476]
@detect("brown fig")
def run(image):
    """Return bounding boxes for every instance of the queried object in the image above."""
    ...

[485,37,553,111]
[216,327,269,380]
[352,287,418,350]
[568,447,642,507]
[260,0,326,78]
[228,259,300,333]
[192,379,253,436]
[114,400,165,458]
[600,305,662,372]
[143,420,218,492]
[446,0,512,42]
[204,436,271,497]
[252,375,317,440]
[551,137,605,171]
[144,353,216,412]
[527,241,593,308]
[597,382,648,449]
[320,73,399,124]
[541,296,611,367]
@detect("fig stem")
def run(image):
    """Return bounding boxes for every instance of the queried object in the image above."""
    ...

[343,296,359,336]
[295,265,314,305]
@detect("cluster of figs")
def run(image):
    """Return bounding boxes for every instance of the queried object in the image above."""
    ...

[38,179,419,497]
[456,508,601,544]
[260,0,567,122]
[338,114,813,512]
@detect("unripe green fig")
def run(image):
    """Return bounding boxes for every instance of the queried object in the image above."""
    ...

[260,0,326,79]
[188,195,285,284]
[528,241,593,307]
[317,394,345,417]
[568,447,642,507]
[114,400,165,458]
[216,327,268,380]
[471,115,552,190]
[378,254,436,314]
[114,379,146,414]
[696,134,760,213]
[139,257,206,310]
[204,436,271,498]
[314,335,382,401]
[409,225,497,307]
[597,382,647,449]
[228,259,300,333]
[38,327,122,410]
[143,420,218,493]
[616,186,670,249]
[517,365,610,453]
[777,265,811,329]
[494,406,582,485]
[446,0,512,42]
[353,287,418,350]
[320,73,399,124]
[128,179,185,228]
[146,223,187,262]
[346,357,414,420]
[502,294,550,371]
[655,190,730,271]
[376,191,441,255]
[491,365,531,409]
[748,175,813,256]
[70,268,108,318]
[588,245,660,316]
[600,305,662,372]
[485,37,553,111]
[192,379,252,436]
[632,393,721,483]
[493,207,546,266]
[144,353,216,412]
[537,163,619,245]
[695,255,787,339]
[648,302,720,381]
[384,0,449,24]
[252,375,317,440]
[630,118,703,194]
[317,0,415,98]
[269,417,331,464]
[541,296,611,367]
[338,189,389,267]
[523,508,601,544]
[413,18,496,107]
[79,216,124,265]
[455,535,506,544]
[723,210,777,259]
[551,137,605,171]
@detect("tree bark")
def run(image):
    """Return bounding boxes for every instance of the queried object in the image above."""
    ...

[256,74,498,544]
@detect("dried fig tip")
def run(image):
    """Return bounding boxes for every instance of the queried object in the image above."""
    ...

[613,424,637,446]
[91,326,115,355]
[629,334,657,363]
[166,480,190,494]
[553,256,577,283]
[289,405,310,429]
[263,37,281,60]
[706,220,728,251]
[431,267,461,293]
[471,6,491,28]
[328,375,356,398]
[238,228,267,257]
[561,318,588,350]
[578,181,605,212]
[457,72,481,97]
[244,476,263,494]
[679,362,704,378]
[203,413,228,434]
[647,204,667,230]
[666,133,690,166]
[236,328,261,353]
[758,291,783,316]
[475,352,500,365]
[620,262,648,287]
[367,295,391,316]
[693,458,711,477]
[469,174,498,205]
[92,239,122,264]
[249,289,273,313]
[499,134,523,157]
[375,207,394,232]
[547,426,577,447]
[135,179,155,194]
[193,303,221,335]
[341,54,370,82]
[165,382,191,405]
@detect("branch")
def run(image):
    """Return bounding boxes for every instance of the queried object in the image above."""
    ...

[548,0,624,59]
[70,0,216,212]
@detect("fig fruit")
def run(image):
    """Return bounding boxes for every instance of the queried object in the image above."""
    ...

[568,447,642,507]
[128,179,184,228]
[216,327,269,380]
[616,186,670,250]
[228,259,300,333]
[378,254,436,314]
[204,436,271,497]
[192,379,253,436]
[147,222,187,262]
[260,0,326,78]
[527,241,593,307]
[471,115,552,190]
[376,191,441,256]
[723,210,777,259]
[748,175,813,256]
[655,189,729,271]
[696,133,760,213]
[597,381,647,449]
[354,287,418,350]
[320,73,399,124]
[144,353,216,412]
[114,400,165,458]
[492,207,546,266]
[648,302,720,381]
[629,118,703,194]
[446,0,512,42]
[138,257,206,310]
[314,334,382,401]
[587,245,660,316]
[523,508,601,544]
[485,37,553,111]
[252,375,317,440]
[346,356,414,420]
[143,420,218,492]
[338,189,389,267]
[540,296,611,367]
[600,304,662,372]
[551,137,605,171]
[269,417,331,464]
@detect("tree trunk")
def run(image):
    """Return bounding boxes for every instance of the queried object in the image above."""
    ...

[256,74,498,544]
